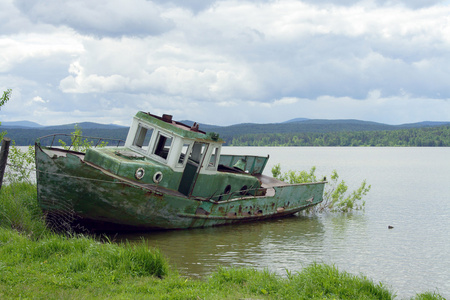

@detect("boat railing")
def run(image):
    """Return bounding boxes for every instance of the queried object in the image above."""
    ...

[36,133,126,150]
[210,180,325,202]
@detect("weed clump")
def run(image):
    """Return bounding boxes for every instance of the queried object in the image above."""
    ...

[272,164,371,213]
[209,263,393,299]
[0,228,169,288]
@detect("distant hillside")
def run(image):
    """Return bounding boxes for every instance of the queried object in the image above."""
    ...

[4,127,129,146]
[1,121,43,128]
[396,121,450,128]
[2,118,449,146]
[199,119,450,144]
[228,125,450,147]
[283,118,309,123]
[179,120,221,130]
[44,122,127,130]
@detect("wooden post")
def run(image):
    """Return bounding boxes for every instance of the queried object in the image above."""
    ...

[0,137,11,190]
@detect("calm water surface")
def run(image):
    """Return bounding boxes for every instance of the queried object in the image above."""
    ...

[118,147,449,298]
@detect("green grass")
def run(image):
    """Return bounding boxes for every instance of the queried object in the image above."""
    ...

[0,229,393,299]
[208,264,394,299]
[0,228,170,299]
[0,182,445,299]
[0,182,47,239]
[0,227,445,300]
[411,291,447,300]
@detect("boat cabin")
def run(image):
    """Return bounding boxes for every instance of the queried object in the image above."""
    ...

[85,111,266,199]
[125,111,223,173]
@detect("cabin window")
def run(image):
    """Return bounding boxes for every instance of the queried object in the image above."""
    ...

[207,146,219,169]
[189,142,205,164]
[177,143,191,166]
[133,125,154,152]
[153,132,173,160]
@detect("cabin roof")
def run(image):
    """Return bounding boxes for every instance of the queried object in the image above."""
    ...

[135,111,224,143]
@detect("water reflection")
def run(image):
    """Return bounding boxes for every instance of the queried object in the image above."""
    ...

[117,214,326,277]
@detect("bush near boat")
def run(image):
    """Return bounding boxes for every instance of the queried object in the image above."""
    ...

[0,183,445,300]
[272,164,371,213]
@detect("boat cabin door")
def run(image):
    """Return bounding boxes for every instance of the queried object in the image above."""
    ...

[178,142,206,196]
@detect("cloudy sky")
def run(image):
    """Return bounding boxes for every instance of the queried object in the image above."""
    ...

[1,0,450,126]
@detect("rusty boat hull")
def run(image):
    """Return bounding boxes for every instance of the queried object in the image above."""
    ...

[35,144,326,230]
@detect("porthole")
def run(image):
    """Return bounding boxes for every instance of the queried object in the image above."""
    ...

[135,168,145,180]
[153,171,163,183]
[224,185,231,194]
[218,185,232,201]
[240,185,248,195]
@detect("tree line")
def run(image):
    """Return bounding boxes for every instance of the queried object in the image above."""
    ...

[226,125,450,146]
[6,125,450,147]
[5,124,449,147]
[4,128,129,146]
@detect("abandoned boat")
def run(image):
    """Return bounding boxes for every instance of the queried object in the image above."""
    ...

[35,111,326,230]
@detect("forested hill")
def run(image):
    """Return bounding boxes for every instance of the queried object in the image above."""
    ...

[198,119,401,136]
[185,119,450,146]
[184,119,450,135]
[228,126,450,146]
[3,126,129,146]
[2,119,449,146]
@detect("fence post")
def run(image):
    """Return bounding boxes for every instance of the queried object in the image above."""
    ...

[0,137,11,190]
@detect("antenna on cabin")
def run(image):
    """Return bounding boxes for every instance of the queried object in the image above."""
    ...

[190,122,199,132]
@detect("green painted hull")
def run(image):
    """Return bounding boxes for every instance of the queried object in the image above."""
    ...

[35,144,326,230]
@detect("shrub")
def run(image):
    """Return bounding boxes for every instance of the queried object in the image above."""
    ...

[272,164,371,213]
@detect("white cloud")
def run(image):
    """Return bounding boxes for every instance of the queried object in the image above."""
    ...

[32,96,46,103]
[275,97,300,106]
[14,0,174,37]
[1,0,449,126]
[300,0,445,9]
[0,31,83,72]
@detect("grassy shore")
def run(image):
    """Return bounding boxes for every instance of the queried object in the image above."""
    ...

[0,182,445,299]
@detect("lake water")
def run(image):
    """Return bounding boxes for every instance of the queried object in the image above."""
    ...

[118,147,450,299]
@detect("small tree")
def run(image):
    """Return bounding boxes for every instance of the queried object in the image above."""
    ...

[272,164,371,213]
[0,89,12,140]
[0,89,11,108]
[0,89,36,184]
[272,164,319,184]
[59,124,108,152]
[4,142,35,184]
